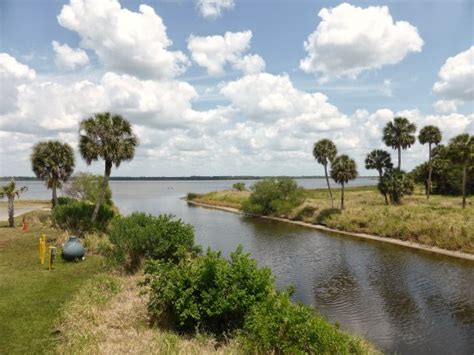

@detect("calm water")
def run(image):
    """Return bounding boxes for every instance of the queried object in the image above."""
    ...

[18,179,474,354]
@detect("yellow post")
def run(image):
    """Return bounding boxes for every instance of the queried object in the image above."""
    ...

[39,235,46,265]
[48,246,56,271]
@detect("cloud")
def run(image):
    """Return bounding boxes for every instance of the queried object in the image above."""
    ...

[220,73,348,128]
[197,0,234,19]
[300,3,423,82]
[433,46,474,110]
[187,31,265,75]
[0,53,36,115]
[433,99,460,114]
[57,0,189,79]
[52,41,89,70]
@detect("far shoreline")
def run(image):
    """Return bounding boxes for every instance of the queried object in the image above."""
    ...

[186,199,474,262]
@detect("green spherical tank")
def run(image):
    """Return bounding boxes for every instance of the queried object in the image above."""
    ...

[62,236,86,261]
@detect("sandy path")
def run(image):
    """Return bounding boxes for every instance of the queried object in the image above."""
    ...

[0,205,50,221]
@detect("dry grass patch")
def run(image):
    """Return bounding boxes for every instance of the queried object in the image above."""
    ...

[56,273,241,355]
[193,191,249,210]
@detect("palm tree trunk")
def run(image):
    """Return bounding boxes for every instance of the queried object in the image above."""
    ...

[324,164,334,208]
[462,164,467,209]
[8,196,14,227]
[92,160,112,222]
[427,143,432,200]
[52,183,58,207]
[379,170,389,205]
[340,182,345,210]
[398,146,401,170]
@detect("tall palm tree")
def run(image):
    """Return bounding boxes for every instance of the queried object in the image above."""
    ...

[0,179,28,227]
[418,125,442,199]
[383,117,416,169]
[365,149,393,205]
[313,139,337,208]
[448,133,473,208]
[31,140,75,206]
[79,112,138,221]
[330,155,358,210]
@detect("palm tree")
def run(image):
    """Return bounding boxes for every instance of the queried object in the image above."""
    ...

[0,179,28,227]
[330,155,358,210]
[79,112,138,221]
[418,125,442,199]
[383,117,416,169]
[365,149,393,205]
[31,140,75,206]
[313,139,337,208]
[447,134,473,208]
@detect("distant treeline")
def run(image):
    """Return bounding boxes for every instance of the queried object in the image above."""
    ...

[1,175,378,182]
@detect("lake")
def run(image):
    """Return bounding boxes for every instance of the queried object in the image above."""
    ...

[16,179,474,354]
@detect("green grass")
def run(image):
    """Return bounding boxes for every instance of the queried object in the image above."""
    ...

[190,186,474,253]
[0,211,106,354]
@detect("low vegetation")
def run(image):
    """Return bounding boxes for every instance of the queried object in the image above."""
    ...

[108,213,200,272]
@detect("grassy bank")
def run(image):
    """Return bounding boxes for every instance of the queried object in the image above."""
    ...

[189,186,474,254]
[0,211,105,354]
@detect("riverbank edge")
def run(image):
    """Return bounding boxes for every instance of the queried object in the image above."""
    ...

[186,200,474,262]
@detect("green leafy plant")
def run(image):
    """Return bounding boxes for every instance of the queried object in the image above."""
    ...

[383,117,416,170]
[447,133,473,208]
[52,200,115,236]
[242,177,304,216]
[365,149,393,205]
[142,246,274,335]
[378,169,414,205]
[243,291,364,354]
[108,213,200,272]
[330,155,358,210]
[418,125,442,199]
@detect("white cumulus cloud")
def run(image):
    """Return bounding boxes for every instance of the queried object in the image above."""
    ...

[57,0,189,79]
[300,3,423,82]
[187,31,265,75]
[197,0,234,19]
[52,41,89,70]
[433,46,474,111]
[0,53,36,115]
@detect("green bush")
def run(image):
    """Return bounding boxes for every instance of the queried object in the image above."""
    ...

[108,213,200,272]
[378,169,414,205]
[315,208,341,225]
[243,291,366,354]
[242,177,304,216]
[52,200,115,236]
[56,196,77,206]
[232,182,246,191]
[186,192,199,200]
[143,246,274,335]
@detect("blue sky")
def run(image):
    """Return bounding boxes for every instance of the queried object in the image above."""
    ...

[0,0,473,176]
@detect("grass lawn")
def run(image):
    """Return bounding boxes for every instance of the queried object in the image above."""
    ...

[190,185,474,253]
[0,211,106,354]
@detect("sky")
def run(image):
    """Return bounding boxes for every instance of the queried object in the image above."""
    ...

[0,0,473,177]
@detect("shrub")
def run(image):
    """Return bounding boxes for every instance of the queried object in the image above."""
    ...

[378,169,414,205]
[56,196,77,206]
[143,246,274,335]
[63,172,113,205]
[108,213,200,272]
[232,182,246,191]
[52,200,115,236]
[242,177,304,216]
[243,291,365,354]
[187,192,199,200]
